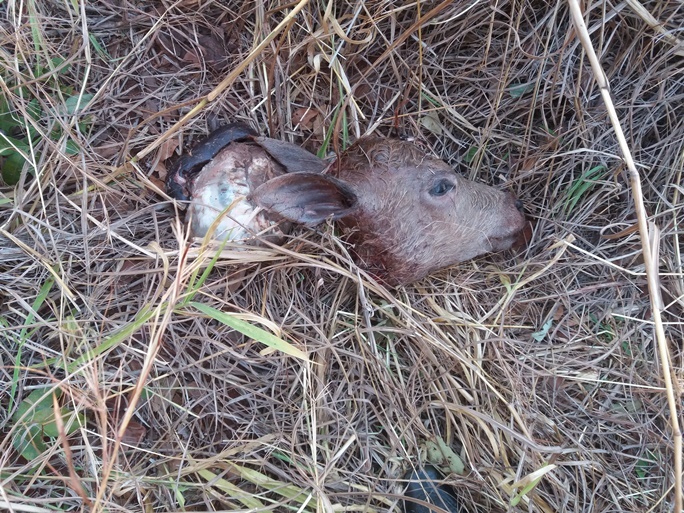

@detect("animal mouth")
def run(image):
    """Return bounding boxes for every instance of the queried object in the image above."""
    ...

[491,220,530,251]
[490,234,519,251]
[490,211,529,251]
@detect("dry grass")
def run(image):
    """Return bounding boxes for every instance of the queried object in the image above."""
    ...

[1,0,683,512]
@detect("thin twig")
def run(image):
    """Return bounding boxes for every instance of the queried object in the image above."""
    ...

[134,0,312,161]
[568,2,682,511]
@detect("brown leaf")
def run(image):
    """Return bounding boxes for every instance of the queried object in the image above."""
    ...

[121,421,147,445]
[181,50,201,65]
[149,175,166,191]
[151,139,179,180]
[94,144,120,160]
[157,139,179,163]
[293,107,320,130]
[197,34,226,64]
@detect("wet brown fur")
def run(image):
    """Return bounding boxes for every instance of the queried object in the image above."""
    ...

[327,138,526,284]
[178,132,526,285]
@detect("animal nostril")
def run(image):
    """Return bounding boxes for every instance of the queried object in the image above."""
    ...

[515,199,524,211]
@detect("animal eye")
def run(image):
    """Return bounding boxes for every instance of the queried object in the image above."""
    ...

[429,179,455,197]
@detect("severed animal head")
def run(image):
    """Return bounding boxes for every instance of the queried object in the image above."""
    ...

[166,123,526,285]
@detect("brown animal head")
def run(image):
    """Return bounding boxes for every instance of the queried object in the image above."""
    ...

[252,137,526,285]
[166,124,526,285]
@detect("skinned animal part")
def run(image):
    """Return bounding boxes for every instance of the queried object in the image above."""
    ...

[166,124,328,243]
[166,123,526,285]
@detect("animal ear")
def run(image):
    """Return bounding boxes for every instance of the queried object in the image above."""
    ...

[254,136,328,174]
[250,172,357,225]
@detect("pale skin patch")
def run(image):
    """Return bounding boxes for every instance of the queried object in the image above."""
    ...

[188,146,285,241]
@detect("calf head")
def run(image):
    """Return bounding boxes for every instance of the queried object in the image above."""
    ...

[251,138,526,285]
[166,124,526,285]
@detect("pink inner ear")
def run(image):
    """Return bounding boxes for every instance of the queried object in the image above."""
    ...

[250,172,357,225]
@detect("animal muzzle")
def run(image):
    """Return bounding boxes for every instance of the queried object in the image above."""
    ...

[489,192,527,251]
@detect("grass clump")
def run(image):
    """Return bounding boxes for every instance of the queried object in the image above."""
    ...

[1,1,683,512]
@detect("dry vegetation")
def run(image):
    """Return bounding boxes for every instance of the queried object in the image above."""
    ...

[1,0,683,512]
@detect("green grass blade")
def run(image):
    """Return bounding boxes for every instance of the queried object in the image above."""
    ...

[187,302,308,361]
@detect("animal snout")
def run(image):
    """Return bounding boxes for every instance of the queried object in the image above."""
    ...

[494,192,527,242]
[504,192,524,214]
[508,194,526,228]
[502,192,523,213]
[503,192,531,251]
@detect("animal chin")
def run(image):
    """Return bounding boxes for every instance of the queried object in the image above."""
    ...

[489,210,528,252]
[489,233,519,252]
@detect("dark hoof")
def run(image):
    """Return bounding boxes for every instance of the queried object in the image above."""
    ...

[402,465,461,513]
[165,122,258,201]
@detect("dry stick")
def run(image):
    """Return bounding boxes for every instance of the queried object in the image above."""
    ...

[333,0,455,152]
[567,2,682,512]
[92,250,180,511]
[135,0,312,162]
[52,391,91,506]
[625,0,684,57]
